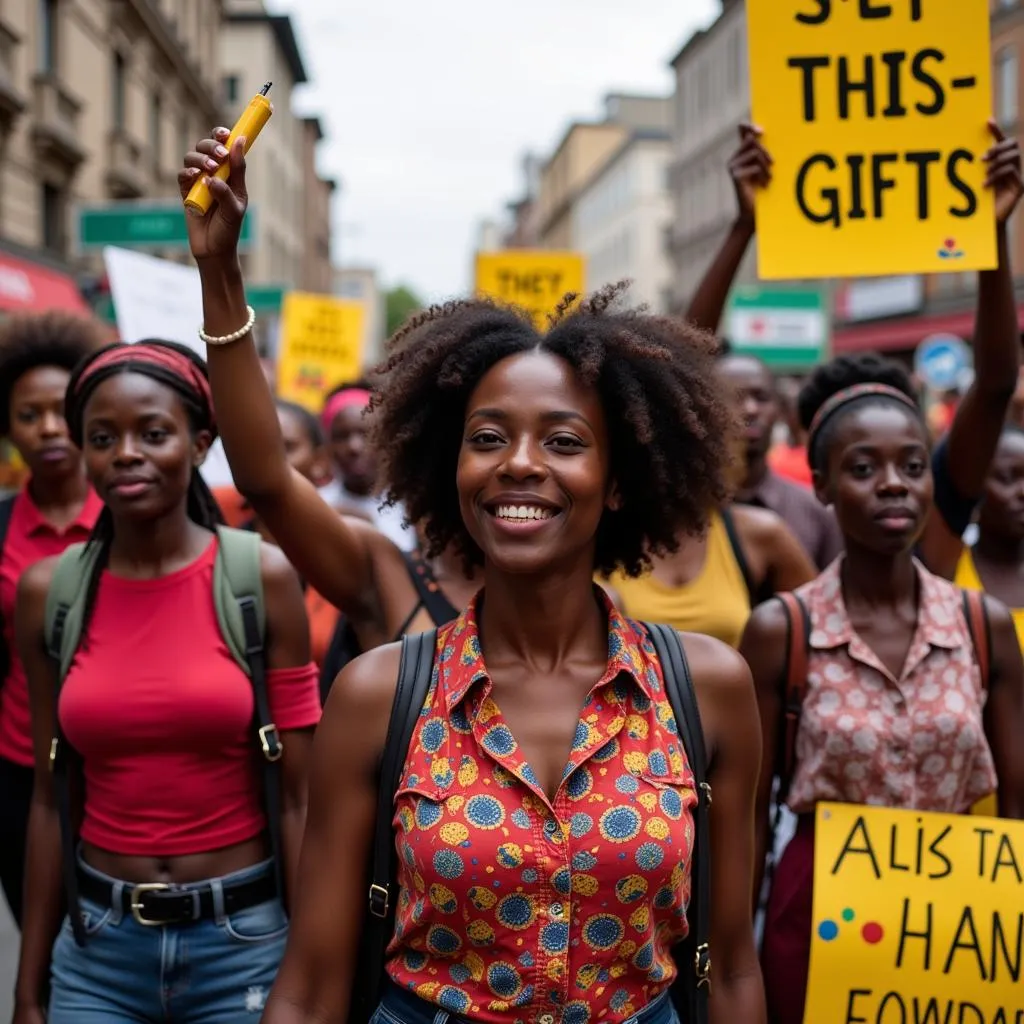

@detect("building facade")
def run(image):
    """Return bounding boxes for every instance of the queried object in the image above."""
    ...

[219,0,307,289]
[333,265,385,368]
[573,119,672,312]
[300,115,334,293]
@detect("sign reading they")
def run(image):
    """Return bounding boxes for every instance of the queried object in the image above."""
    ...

[805,803,1023,1024]
[276,293,366,412]
[475,251,585,330]
[747,0,995,280]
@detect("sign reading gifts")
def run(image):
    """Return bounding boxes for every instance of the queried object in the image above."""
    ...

[805,803,1023,1023]
[475,251,585,331]
[746,0,996,279]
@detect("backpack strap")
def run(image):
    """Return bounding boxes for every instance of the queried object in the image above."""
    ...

[0,494,18,688]
[43,541,100,949]
[211,527,285,903]
[398,551,460,631]
[644,623,710,1024]
[776,592,811,800]
[961,589,991,690]
[720,506,756,607]
[355,629,437,1023]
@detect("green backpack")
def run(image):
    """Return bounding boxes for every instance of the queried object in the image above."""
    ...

[44,525,284,946]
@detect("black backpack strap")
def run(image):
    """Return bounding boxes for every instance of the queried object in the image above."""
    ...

[360,629,437,1017]
[399,552,459,628]
[720,506,758,607]
[0,494,17,688]
[645,623,710,1024]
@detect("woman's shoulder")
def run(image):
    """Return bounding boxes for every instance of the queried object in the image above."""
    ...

[675,629,753,697]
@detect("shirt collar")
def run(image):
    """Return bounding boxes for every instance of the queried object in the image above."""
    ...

[808,556,962,652]
[437,587,661,714]
[18,484,103,539]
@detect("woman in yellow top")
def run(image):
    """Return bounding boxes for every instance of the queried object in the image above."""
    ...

[956,425,1024,815]
[609,503,816,648]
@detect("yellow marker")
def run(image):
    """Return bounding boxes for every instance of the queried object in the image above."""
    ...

[184,81,273,216]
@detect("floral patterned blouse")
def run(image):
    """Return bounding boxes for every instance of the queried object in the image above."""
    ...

[386,592,697,1024]
[787,558,997,815]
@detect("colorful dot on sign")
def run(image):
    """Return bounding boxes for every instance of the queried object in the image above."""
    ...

[818,920,839,942]
[842,908,855,922]
[862,922,884,945]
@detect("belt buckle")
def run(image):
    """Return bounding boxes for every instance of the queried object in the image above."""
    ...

[130,883,171,926]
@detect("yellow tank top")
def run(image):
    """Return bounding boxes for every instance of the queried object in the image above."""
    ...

[610,511,751,648]
[954,548,1024,819]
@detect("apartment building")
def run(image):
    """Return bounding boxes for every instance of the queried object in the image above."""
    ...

[300,115,335,293]
[0,0,222,312]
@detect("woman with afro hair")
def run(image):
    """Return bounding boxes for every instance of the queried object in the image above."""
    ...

[740,353,1024,1024]
[0,311,106,927]
[180,133,766,1024]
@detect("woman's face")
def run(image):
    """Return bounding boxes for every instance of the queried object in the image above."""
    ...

[329,405,376,496]
[819,402,933,555]
[457,350,616,577]
[81,372,211,520]
[278,407,321,484]
[978,430,1024,542]
[7,366,80,481]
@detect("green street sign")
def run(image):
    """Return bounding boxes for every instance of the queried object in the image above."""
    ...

[248,285,284,314]
[75,202,254,252]
[724,287,829,370]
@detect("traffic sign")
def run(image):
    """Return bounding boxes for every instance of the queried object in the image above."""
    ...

[75,201,255,252]
[724,287,828,369]
[914,334,971,392]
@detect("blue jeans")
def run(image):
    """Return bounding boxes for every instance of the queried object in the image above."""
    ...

[373,984,680,1024]
[49,858,288,1024]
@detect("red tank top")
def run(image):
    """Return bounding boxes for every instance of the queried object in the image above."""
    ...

[58,536,321,856]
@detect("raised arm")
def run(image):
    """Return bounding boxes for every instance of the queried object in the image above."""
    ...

[685,124,770,334]
[920,124,1023,578]
[982,595,1024,819]
[12,559,66,1024]
[178,133,380,623]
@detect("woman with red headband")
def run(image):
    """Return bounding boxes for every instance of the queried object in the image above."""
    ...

[739,355,1024,1024]
[12,340,321,1024]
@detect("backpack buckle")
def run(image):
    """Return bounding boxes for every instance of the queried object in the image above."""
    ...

[695,942,711,992]
[258,725,283,762]
[369,883,390,918]
[48,737,59,772]
[699,781,712,807]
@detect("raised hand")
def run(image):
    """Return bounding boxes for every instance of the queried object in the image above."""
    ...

[984,120,1024,226]
[728,123,773,228]
[178,127,248,262]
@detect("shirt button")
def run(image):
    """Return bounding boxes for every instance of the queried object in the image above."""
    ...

[539,1015,555,1024]
[543,819,560,840]
[550,902,564,919]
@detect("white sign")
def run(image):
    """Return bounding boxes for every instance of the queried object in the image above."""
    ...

[103,247,232,487]
[835,275,923,323]
[726,309,826,347]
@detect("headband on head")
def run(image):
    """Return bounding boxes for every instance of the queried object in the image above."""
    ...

[322,388,370,429]
[73,342,216,435]
[807,382,919,453]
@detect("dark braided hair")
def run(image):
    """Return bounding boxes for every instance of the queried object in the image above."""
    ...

[798,354,924,474]
[64,339,224,645]
[369,282,736,577]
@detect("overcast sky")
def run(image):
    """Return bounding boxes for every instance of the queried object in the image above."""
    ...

[278,1,720,302]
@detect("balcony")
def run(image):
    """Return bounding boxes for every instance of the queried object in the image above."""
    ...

[0,20,25,128]
[106,129,146,199]
[30,74,85,167]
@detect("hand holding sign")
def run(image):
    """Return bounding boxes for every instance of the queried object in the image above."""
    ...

[729,124,773,228]
[983,121,1024,226]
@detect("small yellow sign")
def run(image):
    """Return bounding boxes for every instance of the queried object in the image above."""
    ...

[276,292,365,412]
[475,251,586,330]
[805,802,1023,1023]
[747,0,996,279]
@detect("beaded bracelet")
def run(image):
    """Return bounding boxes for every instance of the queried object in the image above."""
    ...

[199,305,256,346]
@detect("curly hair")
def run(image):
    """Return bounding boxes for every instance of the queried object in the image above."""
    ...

[0,311,107,432]
[369,283,736,577]
[798,354,923,472]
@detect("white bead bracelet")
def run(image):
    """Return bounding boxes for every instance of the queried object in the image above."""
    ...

[199,305,256,346]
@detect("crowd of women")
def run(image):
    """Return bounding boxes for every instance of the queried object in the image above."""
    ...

[0,117,1020,1024]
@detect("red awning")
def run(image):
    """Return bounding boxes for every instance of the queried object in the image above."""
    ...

[0,251,87,314]
[833,303,1024,354]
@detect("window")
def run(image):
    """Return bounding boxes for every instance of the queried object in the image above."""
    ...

[112,53,126,131]
[998,47,1018,124]
[39,0,58,72]
[150,91,161,169]
[223,75,239,105]
[41,182,64,253]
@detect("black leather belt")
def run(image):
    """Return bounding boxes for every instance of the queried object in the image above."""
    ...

[76,864,277,927]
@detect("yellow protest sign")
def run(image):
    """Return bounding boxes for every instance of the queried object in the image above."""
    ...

[276,292,365,412]
[747,0,996,279]
[805,802,1023,1023]
[475,251,586,330]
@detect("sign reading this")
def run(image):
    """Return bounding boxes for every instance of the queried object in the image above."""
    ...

[747,0,995,279]
[276,292,365,412]
[475,251,586,330]
[805,802,1023,1023]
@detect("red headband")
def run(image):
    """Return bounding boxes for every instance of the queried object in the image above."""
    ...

[75,343,216,432]
[322,388,370,428]
[807,382,918,448]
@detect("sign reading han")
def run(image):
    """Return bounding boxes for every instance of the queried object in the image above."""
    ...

[475,252,586,330]
[747,0,995,279]
[805,803,1023,1024]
